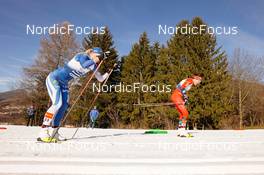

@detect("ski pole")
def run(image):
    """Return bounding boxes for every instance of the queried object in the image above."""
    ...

[49,51,110,142]
[117,102,186,107]
[71,63,117,139]
[132,102,175,107]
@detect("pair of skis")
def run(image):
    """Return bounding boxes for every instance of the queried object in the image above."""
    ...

[44,51,116,143]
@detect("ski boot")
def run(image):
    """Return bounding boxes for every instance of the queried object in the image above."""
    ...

[50,127,67,141]
[177,128,193,138]
[37,126,58,143]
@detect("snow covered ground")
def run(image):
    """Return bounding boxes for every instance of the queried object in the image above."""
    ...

[1,125,264,175]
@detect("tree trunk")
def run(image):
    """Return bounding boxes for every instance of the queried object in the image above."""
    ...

[239,82,243,129]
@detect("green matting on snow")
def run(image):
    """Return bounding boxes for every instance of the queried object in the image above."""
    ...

[144,129,168,134]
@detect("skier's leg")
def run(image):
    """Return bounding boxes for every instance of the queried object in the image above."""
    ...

[176,104,189,137]
[171,90,189,136]
[88,121,92,128]
[52,85,69,127]
[27,117,30,127]
[29,117,32,126]
[43,74,62,126]
[91,116,95,128]
[31,115,34,126]
[176,104,188,128]
[50,85,69,140]
[38,74,62,139]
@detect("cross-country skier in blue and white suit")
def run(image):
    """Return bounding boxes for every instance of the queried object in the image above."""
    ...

[37,47,109,142]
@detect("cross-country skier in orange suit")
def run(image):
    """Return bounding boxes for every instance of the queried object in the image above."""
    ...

[171,75,202,137]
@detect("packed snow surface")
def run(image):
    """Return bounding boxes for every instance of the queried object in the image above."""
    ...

[1,125,264,174]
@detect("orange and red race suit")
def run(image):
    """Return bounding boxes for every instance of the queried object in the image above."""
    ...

[171,78,194,128]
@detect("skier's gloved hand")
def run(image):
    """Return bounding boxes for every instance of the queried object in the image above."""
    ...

[103,72,109,80]
[183,94,189,105]
[103,51,111,59]
[184,98,189,105]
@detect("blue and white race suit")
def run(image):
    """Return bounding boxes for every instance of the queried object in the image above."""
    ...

[43,52,108,127]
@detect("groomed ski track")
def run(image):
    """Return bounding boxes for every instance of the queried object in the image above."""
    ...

[1,125,264,175]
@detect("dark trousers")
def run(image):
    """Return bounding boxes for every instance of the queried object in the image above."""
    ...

[89,121,95,128]
[27,115,34,126]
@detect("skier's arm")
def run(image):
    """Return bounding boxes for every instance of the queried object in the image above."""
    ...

[94,71,109,82]
[183,93,189,105]
[82,59,95,68]
[89,111,92,117]
[95,111,99,117]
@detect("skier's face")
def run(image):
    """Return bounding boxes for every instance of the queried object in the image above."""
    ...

[193,76,202,86]
[90,52,100,63]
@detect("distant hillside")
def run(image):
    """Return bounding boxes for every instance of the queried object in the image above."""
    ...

[0,89,28,124]
[0,89,27,106]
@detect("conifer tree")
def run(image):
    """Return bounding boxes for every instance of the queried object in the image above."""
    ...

[167,17,232,129]
[149,44,179,129]
[118,32,156,128]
